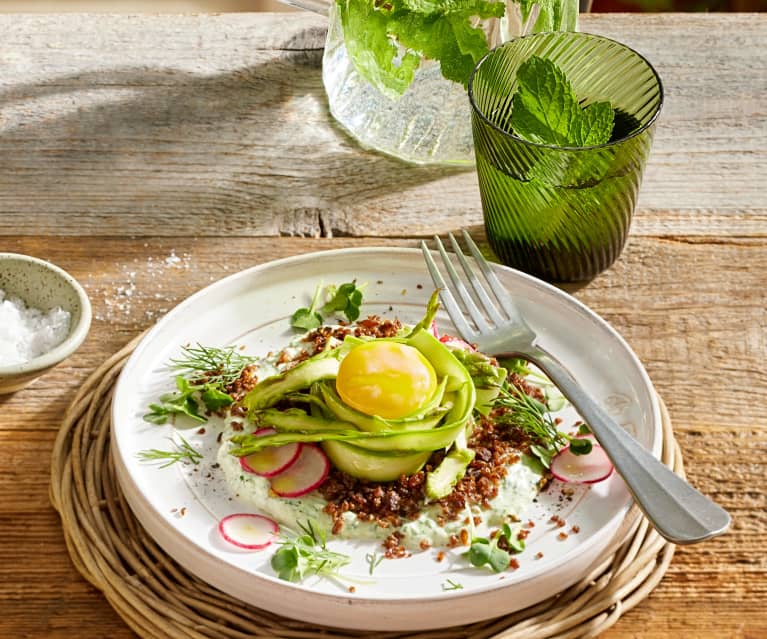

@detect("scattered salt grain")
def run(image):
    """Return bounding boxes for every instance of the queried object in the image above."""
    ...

[88,250,193,323]
[0,289,71,366]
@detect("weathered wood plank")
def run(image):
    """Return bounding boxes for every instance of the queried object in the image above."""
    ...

[0,13,765,238]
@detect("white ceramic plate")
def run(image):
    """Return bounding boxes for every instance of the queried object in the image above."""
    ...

[111,248,661,631]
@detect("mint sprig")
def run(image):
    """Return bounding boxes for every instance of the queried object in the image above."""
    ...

[510,56,614,148]
[338,0,504,98]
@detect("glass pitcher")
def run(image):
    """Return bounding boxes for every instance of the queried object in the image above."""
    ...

[282,0,579,165]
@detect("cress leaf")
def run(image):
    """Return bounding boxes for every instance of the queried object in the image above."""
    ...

[271,547,300,581]
[291,307,323,331]
[143,406,171,425]
[466,537,510,572]
[568,437,593,456]
[578,423,592,435]
[488,545,512,572]
[500,522,526,553]
[321,281,363,322]
[201,386,234,412]
[466,538,493,567]
[529,443,554,468]
[143,375,208,424]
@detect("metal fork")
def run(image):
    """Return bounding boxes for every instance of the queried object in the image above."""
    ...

[421,230,730,545]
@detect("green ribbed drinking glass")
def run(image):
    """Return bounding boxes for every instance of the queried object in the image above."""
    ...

[469,32,663,282]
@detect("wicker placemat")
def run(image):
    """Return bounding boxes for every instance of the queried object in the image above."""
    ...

[50,334,679,639]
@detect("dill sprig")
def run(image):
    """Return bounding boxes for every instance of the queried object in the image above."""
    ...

[271,520,351,583]
[143,344,259,425]
[493,383,591,467]
[170,343,258,388]
[137,435,203,468]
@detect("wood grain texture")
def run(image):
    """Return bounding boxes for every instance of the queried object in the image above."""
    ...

[0,11,765,639]
[0,13,766,238]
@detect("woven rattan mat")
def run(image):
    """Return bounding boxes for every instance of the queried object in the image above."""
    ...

[51,334,678,639]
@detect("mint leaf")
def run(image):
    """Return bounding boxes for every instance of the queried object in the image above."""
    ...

[338,0,421,99]
[575,101,615,146]
[338,0,504,96]
[390,1,504,87]
[511,56,614,147]
[517,0,577,33]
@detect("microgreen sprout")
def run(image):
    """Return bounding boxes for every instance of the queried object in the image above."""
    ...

[365,552,385,576]
[442,579,464,591]
[290,283,325,331]
[271,520,351,583]
[290,281,365,331]
[465,522,526,574]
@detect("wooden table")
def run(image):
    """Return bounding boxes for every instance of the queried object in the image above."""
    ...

[1,11,765,638]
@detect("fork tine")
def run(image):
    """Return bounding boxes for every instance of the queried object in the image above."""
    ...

[434,236,491,332]
[420,241,475,339]
[447,233,505,327]
[461,229,519,321]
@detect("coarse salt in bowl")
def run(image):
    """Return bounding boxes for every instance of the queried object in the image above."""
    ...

[0,253,92,394]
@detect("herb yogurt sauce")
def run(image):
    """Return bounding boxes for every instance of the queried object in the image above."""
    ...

[217,437,543,549]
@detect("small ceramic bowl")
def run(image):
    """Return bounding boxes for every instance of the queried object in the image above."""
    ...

[0,253,92,394]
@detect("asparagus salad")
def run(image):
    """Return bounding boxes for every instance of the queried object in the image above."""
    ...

[142,284,612,583]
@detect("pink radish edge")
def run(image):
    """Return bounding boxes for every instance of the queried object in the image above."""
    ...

[270,444,330,498]
[218,513,279,550]
[430,322,475,351]
[439,334,476,351]
[550,438,614,484]
[239,427,303,478]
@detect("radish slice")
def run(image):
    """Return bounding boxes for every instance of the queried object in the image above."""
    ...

[239,428,302,477]
[218,513,279,550]
[550,440,614,484]
[439,334,476,351]
[270,444,330,498]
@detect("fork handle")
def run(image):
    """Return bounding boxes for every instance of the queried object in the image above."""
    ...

[502,345,730,545]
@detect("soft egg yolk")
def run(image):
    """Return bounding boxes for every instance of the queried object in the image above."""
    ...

[335,341,437,419]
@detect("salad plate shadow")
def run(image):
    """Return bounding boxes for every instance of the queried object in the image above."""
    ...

[111,248,661,631]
